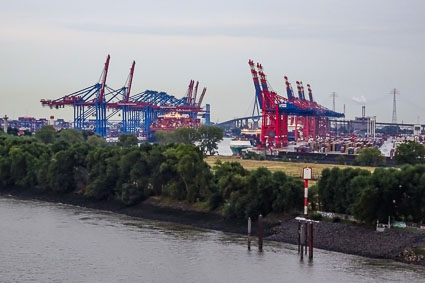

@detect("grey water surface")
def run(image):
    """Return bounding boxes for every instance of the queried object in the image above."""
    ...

[0,197,424,283]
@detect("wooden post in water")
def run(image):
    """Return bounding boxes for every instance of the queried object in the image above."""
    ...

[248,217,251,251]
[258,214,263,252]
[308,222,313,260]
[297,221,301,254]
[300,223,305,260]
[304,222,308,255]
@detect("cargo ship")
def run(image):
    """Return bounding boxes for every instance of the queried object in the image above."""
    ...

[229,139,253,155]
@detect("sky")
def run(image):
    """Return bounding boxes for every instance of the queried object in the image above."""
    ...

[1,0,425,123]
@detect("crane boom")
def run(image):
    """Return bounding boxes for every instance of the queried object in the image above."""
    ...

[192,81,199,106]
[125,61,135,102]
[186,80,194,105]
[284,76,294,100]
[197,87,207,107]
[296,81,304,100]
[300,81,306,101]
[99,55,110,102]
[249,60,263,108]
[307,84,314,102]
[256,63,269,92]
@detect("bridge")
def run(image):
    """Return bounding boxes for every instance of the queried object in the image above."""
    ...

[217,115,425,134]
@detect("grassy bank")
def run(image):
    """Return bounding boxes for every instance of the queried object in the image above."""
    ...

[206,156,375,178]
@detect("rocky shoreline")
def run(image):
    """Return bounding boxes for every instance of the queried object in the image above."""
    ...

[1,187,425,266]
[267,218,425,265]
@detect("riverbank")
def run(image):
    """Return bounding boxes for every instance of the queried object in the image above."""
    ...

[1,187,425,266]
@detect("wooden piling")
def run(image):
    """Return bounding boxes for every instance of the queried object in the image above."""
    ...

[309,222,313,260]
[300,223,305,260]
[248,217,251,251]
[304,222,308,255]
[258,214,263,252]
[297,221,301,254]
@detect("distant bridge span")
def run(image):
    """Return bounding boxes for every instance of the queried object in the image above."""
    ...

[216,115,261,128]
[217,116,424,131]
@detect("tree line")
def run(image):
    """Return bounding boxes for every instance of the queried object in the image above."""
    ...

[0,126,303,219]
[316,165,425,224]
[2,126,425,224]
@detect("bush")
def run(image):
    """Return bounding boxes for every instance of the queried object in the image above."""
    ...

[309,211,322,221]
[355,147,385,166]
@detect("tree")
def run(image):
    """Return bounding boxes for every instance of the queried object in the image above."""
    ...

[162,144,212,202]
[155,131,174,145]
[87,135,107,146]
[35,126,56,144]
[355,147,385,166]
[352,168,401,224]
[58,129,84,144]
[118,134,138,147]
[317,167,371,214]
[85,147,120,200]
[272,171,303,213]
[198,125,223,155]
[173,128,199,144]
[155,128,199,145]
[395,141,425,165]
[47,150,76,192]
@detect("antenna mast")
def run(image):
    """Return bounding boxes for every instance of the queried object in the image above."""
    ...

[391,88,399,124]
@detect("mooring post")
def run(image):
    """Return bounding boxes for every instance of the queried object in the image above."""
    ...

[258,214,263,252]
[297,221,301,254]
[304,222,308,255]
[300,223,305,260]
[248,217,251,251]
[308,222,313,260]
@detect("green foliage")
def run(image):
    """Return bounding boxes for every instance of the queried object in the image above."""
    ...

[198,125,224,155]
[155,131,174,145]
[35,126,56,144]
[58,129,84,144]
[4,131,425,224]
[47,150,76,192]
[308,184,319,211]
[211,163,303,219]
[395,141,425,165]
[118,134,138,147]
[309,211,322,221]
[162,144,212,202]
[86,135,107,146]
[355,147,385,166]
[318,167,371,214]
[318,164,425,224]
[155,128,199,145]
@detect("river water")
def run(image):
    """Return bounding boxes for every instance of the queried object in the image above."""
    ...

[1,197,424,283]
[217,137,233,156]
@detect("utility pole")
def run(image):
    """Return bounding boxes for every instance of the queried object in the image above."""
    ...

[391,88,399,124]
[330,92,338,112]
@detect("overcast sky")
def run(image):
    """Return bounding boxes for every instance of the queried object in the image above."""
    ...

[1,0,424,123]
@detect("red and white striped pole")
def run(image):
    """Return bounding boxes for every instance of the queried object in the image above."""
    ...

[303,167,312,215]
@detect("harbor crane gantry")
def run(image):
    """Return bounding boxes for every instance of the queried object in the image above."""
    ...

[41,55,209,138]
[248,60,344,148]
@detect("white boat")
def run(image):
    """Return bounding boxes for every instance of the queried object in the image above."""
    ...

[229,139,253,155]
